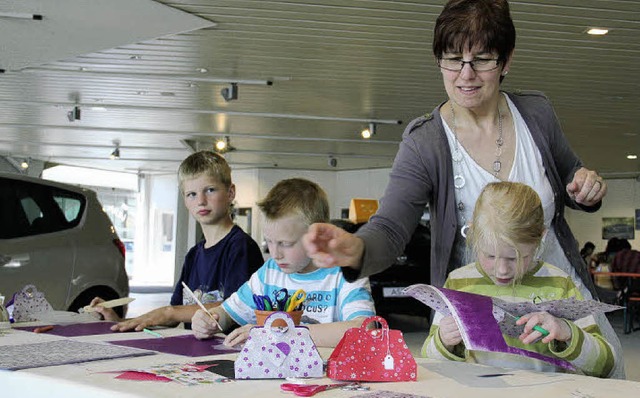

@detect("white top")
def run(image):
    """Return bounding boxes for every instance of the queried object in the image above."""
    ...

[443,94,582,292]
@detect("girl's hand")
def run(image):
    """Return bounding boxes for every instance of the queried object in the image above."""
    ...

[516,311,572,344]
[223,324,253,347]
[438,315,462,350]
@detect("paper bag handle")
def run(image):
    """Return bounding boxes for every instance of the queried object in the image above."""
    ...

[360,315,389,334]
[263,311,296,331]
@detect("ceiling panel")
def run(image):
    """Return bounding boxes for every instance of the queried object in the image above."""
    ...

[0,0,638,177]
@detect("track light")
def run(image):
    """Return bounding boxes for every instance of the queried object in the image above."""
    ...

[67,105,81,122]
[220,83,238,102]
[215,138,227,152]
[361,122,376,139]
[214,136,236,153]
[20,159,29,169]
[110,141,120,160]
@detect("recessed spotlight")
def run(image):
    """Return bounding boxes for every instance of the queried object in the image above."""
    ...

[587,28,608,35]
[627,154,638,160]
[197,67,208,73]
[129,55,142,60]
[215,139,227,151]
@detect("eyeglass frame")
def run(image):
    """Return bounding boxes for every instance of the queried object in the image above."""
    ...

[436,57,502,72]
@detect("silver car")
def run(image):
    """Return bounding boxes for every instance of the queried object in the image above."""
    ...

[0,172,129,316]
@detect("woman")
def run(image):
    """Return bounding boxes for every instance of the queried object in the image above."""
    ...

[303,0,623,378]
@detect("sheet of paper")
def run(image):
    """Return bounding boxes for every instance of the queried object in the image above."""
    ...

[108,334,240,357]
[0,339,154,370]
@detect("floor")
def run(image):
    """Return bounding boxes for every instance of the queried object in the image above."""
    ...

[127,291,640,382]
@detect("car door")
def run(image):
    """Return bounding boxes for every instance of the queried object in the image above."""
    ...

[0,177,79,310]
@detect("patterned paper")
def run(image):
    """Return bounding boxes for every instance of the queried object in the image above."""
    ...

[0,339,154,370]
[327,315,417,382]
[234,312,323,379]
[403,284,580,371]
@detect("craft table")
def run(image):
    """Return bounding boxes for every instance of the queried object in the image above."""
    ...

[2,323,640,398]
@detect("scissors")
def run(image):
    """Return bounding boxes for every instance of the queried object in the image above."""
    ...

[285,289,306,312]
[280,382,362,397]
[252,294,272,311]
[272,288,290,311]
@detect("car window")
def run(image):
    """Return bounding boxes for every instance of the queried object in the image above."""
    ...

[0,177,85,239]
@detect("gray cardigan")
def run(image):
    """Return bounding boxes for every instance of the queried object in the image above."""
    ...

[352,91,599,297]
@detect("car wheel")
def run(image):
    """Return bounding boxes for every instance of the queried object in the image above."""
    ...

[68,287,125,318]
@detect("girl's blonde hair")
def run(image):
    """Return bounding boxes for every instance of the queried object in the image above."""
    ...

[467,182,545,281]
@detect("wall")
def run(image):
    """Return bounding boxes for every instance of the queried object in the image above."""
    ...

[567,178,640,253]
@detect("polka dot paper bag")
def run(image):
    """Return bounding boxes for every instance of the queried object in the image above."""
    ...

[234,311,323,379]
[327,316,417,382]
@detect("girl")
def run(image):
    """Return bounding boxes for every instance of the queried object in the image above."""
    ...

[422,182,617,378]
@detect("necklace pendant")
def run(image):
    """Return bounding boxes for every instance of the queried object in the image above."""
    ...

[454,174,466,189]
[493,160,502,173]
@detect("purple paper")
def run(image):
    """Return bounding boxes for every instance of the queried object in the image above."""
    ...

[109,334,240,357]
[405,284,575,371]
[13,322,123,337]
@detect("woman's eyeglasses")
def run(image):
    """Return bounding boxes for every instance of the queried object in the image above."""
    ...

[437,57,500,72]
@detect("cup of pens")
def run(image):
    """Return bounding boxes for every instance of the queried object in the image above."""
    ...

[253,288,306,327]
[255,310,303,326]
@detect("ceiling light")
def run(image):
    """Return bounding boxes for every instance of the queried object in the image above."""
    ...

[627,154,638,160]
[215,138,227,151]
[67,105,81,122]
[214,136,236,153]
[587,28,609,35]
[20,159,29,169]
[361,122,376,139]
[110,141,121,160]
[0,12,43,20]
[220,83,238,102]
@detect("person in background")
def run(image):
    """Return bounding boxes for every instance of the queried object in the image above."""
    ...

[191,178,375,347]
[580,241,595,267]
[91,151,263,331]
[423,182,617,377]
[302,0,623,378]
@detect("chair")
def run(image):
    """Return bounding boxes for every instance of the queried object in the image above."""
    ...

[611,250,640,334]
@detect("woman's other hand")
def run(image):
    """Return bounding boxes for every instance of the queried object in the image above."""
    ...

[302,223,365,269]
[566,167,607,206]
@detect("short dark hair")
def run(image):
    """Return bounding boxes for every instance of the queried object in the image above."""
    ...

[433,0,516,64]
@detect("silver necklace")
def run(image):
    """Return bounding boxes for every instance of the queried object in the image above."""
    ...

[450,103,503,236]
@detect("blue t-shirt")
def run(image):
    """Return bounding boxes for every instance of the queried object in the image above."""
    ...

[171,225,263,306]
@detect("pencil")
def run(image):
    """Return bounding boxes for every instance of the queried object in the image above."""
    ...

[142,328,163,338]
[181,282,222,331]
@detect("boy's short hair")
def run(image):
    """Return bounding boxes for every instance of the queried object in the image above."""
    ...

[468,182,545,279]
[257,178,329,225]
[178,151,232,190]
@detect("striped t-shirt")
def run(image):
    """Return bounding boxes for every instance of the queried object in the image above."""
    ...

[222,258,375,326]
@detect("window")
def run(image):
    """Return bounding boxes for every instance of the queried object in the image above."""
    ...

[0,177,85,239]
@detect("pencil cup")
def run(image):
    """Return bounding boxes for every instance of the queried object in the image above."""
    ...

[255,310,302,327]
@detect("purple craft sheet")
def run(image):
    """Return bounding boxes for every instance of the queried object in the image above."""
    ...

[109,334,240,357]
[404,284,575,371]
[13,321,123,337]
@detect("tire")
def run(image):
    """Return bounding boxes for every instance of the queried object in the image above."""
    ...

[67,286,125,318]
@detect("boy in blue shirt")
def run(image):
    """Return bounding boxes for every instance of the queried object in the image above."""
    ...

[91,151,263,331]
[191,178,375,347]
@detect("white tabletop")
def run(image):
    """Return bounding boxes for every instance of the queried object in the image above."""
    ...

[2,324,640,398]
